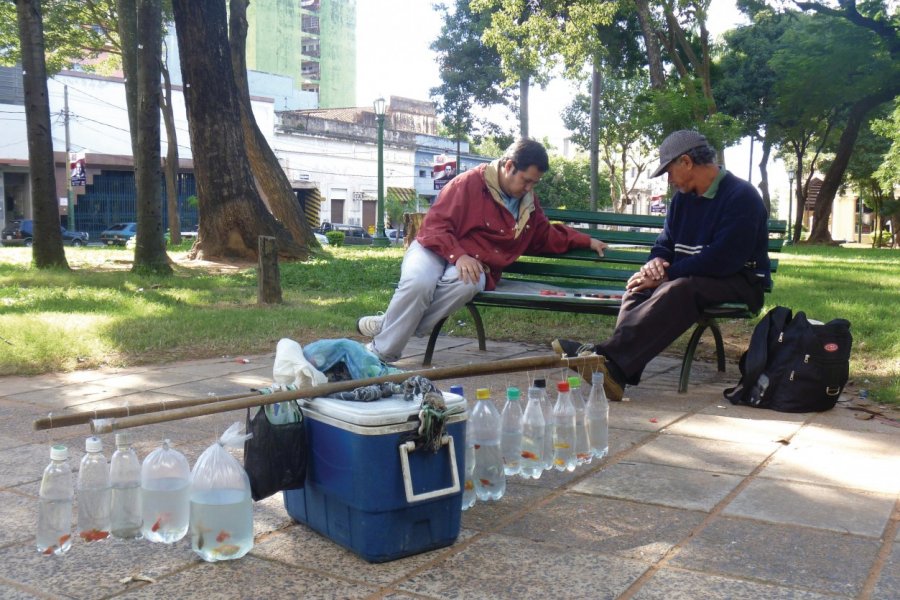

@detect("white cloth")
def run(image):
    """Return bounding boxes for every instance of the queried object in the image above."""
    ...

[272,338,327,387]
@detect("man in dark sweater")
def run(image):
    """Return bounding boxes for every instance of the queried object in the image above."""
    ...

[553,130,771,400]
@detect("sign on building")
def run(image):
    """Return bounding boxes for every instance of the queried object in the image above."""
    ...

[433,154,456,191]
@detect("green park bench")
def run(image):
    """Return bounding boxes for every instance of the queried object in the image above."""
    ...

[421,208,787,393]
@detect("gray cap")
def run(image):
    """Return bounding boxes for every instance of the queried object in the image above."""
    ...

[650,130,709,178]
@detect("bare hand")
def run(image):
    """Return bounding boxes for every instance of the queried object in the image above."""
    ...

[626,270,667,292]
[590,238,607,258]
[456,254,486,285]
[639,257,669,282]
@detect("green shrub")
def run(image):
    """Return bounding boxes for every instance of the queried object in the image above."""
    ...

[326,231,345,246]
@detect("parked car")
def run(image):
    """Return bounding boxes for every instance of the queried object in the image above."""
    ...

[1,219,89,247]
[314,232,329,245]
[99,222,137,246]
[385,228,404,244]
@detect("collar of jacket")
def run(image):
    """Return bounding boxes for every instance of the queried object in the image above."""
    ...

[483,159,535,238]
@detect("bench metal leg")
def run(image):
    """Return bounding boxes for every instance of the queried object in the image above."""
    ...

[423,317,448,366]
[679,317,725,393]
[467,304,487,351]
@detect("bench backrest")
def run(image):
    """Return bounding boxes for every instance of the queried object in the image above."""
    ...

[501,208,786,292]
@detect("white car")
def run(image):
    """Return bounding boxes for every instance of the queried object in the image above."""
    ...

[315,232,329,245]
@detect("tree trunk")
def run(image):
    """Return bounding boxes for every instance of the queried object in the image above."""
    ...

[808,85,900,243]
[161,56,181,246]
[116,0,139,156]
[15,0,68,268]
[171,0,305,260]
[519,75,529,137]
[228,0,316,253]
[634,0,666,89]
[589,58,601,212]
[757,136,772,214]
[132,0,170,274]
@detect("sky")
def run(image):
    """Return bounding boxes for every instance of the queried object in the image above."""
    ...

[355,0,789,214]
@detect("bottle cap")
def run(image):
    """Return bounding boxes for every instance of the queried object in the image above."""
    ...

[592,371,605,385]
[533,378,546,389]
[557,381,570,392]
[567,376,581,388]
[475,388,491,400]
[85,436,103,453]
[50,444,68,461]
[506,387,520,400]
[449,385,464,396]
[115,432,130,446]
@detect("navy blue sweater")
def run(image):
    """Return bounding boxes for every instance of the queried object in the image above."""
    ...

[649,171,772,289]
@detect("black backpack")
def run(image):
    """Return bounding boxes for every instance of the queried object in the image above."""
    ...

[724,306,852,412]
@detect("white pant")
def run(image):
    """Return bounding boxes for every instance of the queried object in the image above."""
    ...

[372,241,485,361]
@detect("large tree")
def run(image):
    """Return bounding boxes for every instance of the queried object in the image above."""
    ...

[14,0,68,269]
[791,0,900,243]
[171,0,305,260]
[229,0,319,252]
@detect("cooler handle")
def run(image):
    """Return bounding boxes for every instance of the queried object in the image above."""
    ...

[398,435,460,503]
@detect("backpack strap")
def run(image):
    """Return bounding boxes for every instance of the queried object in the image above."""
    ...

[725,306,792,404]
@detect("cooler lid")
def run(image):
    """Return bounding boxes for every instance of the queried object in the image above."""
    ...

[303,391,465,427]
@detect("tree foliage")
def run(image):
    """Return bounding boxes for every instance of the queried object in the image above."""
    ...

[533,154,611,211]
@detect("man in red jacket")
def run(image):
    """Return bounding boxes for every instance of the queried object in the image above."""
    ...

[358,138,607,362]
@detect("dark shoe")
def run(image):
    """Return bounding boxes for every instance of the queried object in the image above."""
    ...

[551,339,624,401]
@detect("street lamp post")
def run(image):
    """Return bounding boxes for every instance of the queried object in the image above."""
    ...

[372,97,389,248]
[786,171,794,245]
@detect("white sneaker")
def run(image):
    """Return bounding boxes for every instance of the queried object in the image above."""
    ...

[365,342,393,364]
[357,314,385,337]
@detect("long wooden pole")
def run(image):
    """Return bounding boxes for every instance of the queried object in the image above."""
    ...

[32,390,272,431]
[89,354,602,434]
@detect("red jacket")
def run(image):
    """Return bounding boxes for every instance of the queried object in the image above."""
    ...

[416,162,593,290]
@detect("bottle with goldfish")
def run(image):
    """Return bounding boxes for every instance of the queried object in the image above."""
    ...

[552,380,578,471]
[519,386,545,479]
[569,376,592,466]
[141,439,191,543]
[77,436,111,543]
[36,445,74,556]
[450,385,477,511]
[470,388,505,501]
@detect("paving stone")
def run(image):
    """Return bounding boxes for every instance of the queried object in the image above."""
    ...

[724,478,895,537]
[498,493,706,562]
[0,580,60,600]
[632,567,841,600]
[871,541,900,600]
[669,516,880,596]
[0,490,40,547]
[760,425,900,494]
[397,532,649,599]
[114,554,377,599]
[662,413,805,445]
[250,524,465,586]
[461,481,554,532]
[572,461,743,512]
[0,535,201,600]
[608,405,688,432]
[628,434,779,475]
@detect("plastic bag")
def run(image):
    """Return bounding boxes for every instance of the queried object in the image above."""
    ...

[272,338,327,387]
[244,401,307,501]
[140,439,191,543]
[190,423,254,562]
[303,338,403,381]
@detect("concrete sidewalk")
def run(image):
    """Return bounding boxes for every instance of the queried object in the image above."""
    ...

[1,335,898,599]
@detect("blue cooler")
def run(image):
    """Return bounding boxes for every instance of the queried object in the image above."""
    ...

[284,392,466,562]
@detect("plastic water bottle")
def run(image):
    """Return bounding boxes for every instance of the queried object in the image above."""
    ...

[141,439,191,543]
[552,381,577,472]
[519,386,546,479]
[109,432,142,539]
[470,388,505,501]
[77,436,111,542]
[500,387,524,476]
[569,376,592,466]
[37,445,74,556]
[450,385,476,511]
[585,371,610,459]
[533,378,555,471]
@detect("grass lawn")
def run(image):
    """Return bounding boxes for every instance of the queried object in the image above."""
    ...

[0,242,897,404]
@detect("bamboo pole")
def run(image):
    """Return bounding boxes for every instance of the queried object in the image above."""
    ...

[90,354,602,434]
[32,390,270,431]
